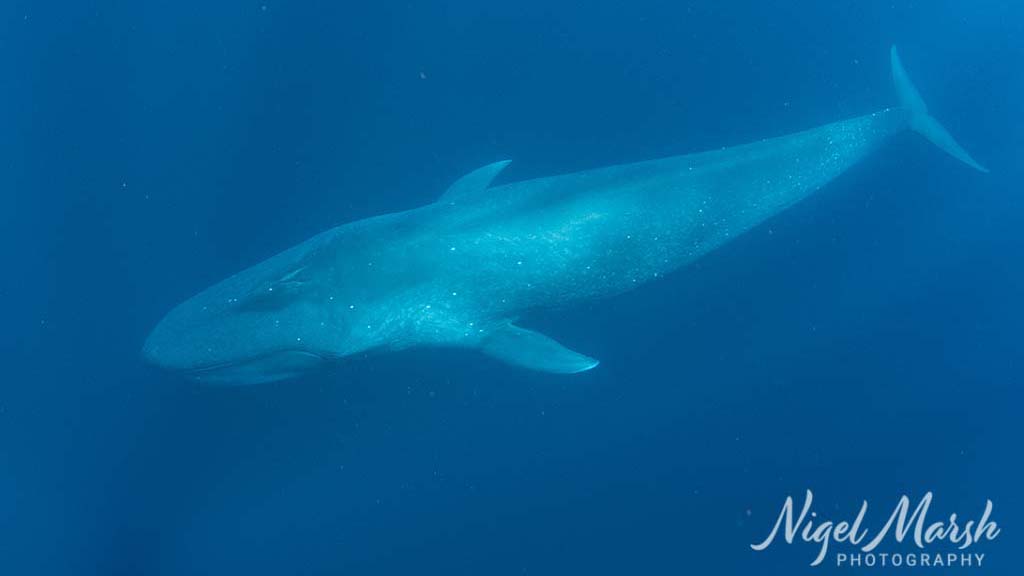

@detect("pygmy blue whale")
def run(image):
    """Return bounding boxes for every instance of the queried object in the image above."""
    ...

[143,47,988,384]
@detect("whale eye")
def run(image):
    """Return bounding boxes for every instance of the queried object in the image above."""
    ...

[237,266,311,311]
[275,266,309,287]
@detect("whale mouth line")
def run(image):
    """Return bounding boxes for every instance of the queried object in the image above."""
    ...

[183,349,329,375]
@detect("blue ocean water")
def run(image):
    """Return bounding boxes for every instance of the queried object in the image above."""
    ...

[2,1,1021,574]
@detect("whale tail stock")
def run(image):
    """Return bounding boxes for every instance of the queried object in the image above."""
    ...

[890,46,989,173]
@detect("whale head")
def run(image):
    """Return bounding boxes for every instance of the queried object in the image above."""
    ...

[142,231,359,385]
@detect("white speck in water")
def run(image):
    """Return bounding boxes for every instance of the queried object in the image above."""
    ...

[349,304,355,310]
[451,292,458,296]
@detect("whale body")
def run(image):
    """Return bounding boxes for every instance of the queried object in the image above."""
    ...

[143,47,987,384]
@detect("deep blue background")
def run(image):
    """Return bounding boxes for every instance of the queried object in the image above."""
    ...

[1,1,1021,574]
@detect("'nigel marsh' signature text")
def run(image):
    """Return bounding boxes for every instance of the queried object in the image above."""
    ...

[751,490,1000,566]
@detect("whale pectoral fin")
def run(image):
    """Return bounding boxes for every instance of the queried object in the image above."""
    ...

[479,324,599,374]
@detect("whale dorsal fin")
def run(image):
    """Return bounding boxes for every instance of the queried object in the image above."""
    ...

[438,160,511,204]
[479,323,599,374]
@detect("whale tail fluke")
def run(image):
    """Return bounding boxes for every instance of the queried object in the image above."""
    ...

[891,46,989,173]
